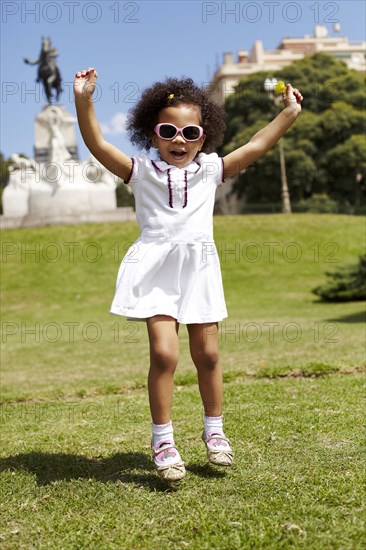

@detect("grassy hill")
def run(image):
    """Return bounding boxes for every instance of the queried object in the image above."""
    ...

[1,214,365,548]
[1,214,364,401]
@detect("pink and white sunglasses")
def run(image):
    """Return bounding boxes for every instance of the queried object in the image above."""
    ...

[154,123,204,142]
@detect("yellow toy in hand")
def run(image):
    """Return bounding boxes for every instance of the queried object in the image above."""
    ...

[274,81,287,94]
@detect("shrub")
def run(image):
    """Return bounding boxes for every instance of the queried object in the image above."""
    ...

[297,193,339,213]
[116,181,135,208]
[312,255,366,301]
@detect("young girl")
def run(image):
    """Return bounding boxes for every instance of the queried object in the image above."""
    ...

[74,69,303,482]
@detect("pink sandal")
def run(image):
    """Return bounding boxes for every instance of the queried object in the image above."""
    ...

[152,440,186,482]
[202,431,234,466]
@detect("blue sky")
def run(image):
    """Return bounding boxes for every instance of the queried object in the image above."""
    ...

[1,0,365,160]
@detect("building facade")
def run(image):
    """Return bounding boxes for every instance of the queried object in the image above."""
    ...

[209,26,366,105]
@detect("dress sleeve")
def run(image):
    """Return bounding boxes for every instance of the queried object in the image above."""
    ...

[124,157,135,185]
[124,153,147,192]
[199,152,225,187]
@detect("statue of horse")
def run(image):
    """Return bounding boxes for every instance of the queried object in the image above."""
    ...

[24,37,63,103]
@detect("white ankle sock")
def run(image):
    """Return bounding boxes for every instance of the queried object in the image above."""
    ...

[152,420,174,448]
[204,414,223,436]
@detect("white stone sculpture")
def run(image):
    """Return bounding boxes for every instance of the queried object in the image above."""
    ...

[2,104,119,220]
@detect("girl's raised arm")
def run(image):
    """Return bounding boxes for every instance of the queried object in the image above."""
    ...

[74,68,133,181]
[223,84,303,179]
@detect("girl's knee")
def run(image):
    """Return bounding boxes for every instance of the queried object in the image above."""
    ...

[191,347,219,369]
[150,344,179,371]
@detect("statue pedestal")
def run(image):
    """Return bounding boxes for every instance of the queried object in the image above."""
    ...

[2,105,132,226]
[34,104,79,163]
[28,181,117,216]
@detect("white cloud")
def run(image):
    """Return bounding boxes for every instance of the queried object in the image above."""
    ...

[100,113,128,136]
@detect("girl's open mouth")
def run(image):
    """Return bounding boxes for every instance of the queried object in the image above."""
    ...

[170,150,186,159]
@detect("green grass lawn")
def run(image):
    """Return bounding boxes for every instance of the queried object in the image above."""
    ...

[1,214,365,549]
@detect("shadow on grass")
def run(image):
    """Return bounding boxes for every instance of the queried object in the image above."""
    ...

[187,463,227,479]
[0,451,164,492]
[311,301,366,324]
[0,451,227,491]
[325,310,366,324]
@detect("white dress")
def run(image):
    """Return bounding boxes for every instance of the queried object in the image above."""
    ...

[110,152,228,324]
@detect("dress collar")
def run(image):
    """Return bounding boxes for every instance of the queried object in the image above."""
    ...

[152,158,201,174]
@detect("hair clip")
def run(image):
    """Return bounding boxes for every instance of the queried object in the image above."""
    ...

[167,93,174,100]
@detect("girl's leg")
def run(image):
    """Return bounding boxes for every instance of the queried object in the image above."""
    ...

[146,314,179,425]
[147,315,186,481]
[187,322,222,416]
[187,322,233,466]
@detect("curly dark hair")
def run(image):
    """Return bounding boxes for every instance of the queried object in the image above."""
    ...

[126,77,226,153]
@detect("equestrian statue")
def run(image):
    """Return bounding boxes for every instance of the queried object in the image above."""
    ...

[24,37,63,103]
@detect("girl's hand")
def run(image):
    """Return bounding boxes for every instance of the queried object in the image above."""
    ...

[283,83,303,113]
[74,67,98,100]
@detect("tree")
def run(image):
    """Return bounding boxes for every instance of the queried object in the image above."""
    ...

[322,135,366,206]
[0,152,11,187]
[220,54,366,209]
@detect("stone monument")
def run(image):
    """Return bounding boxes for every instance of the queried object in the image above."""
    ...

[1,38,134,228]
